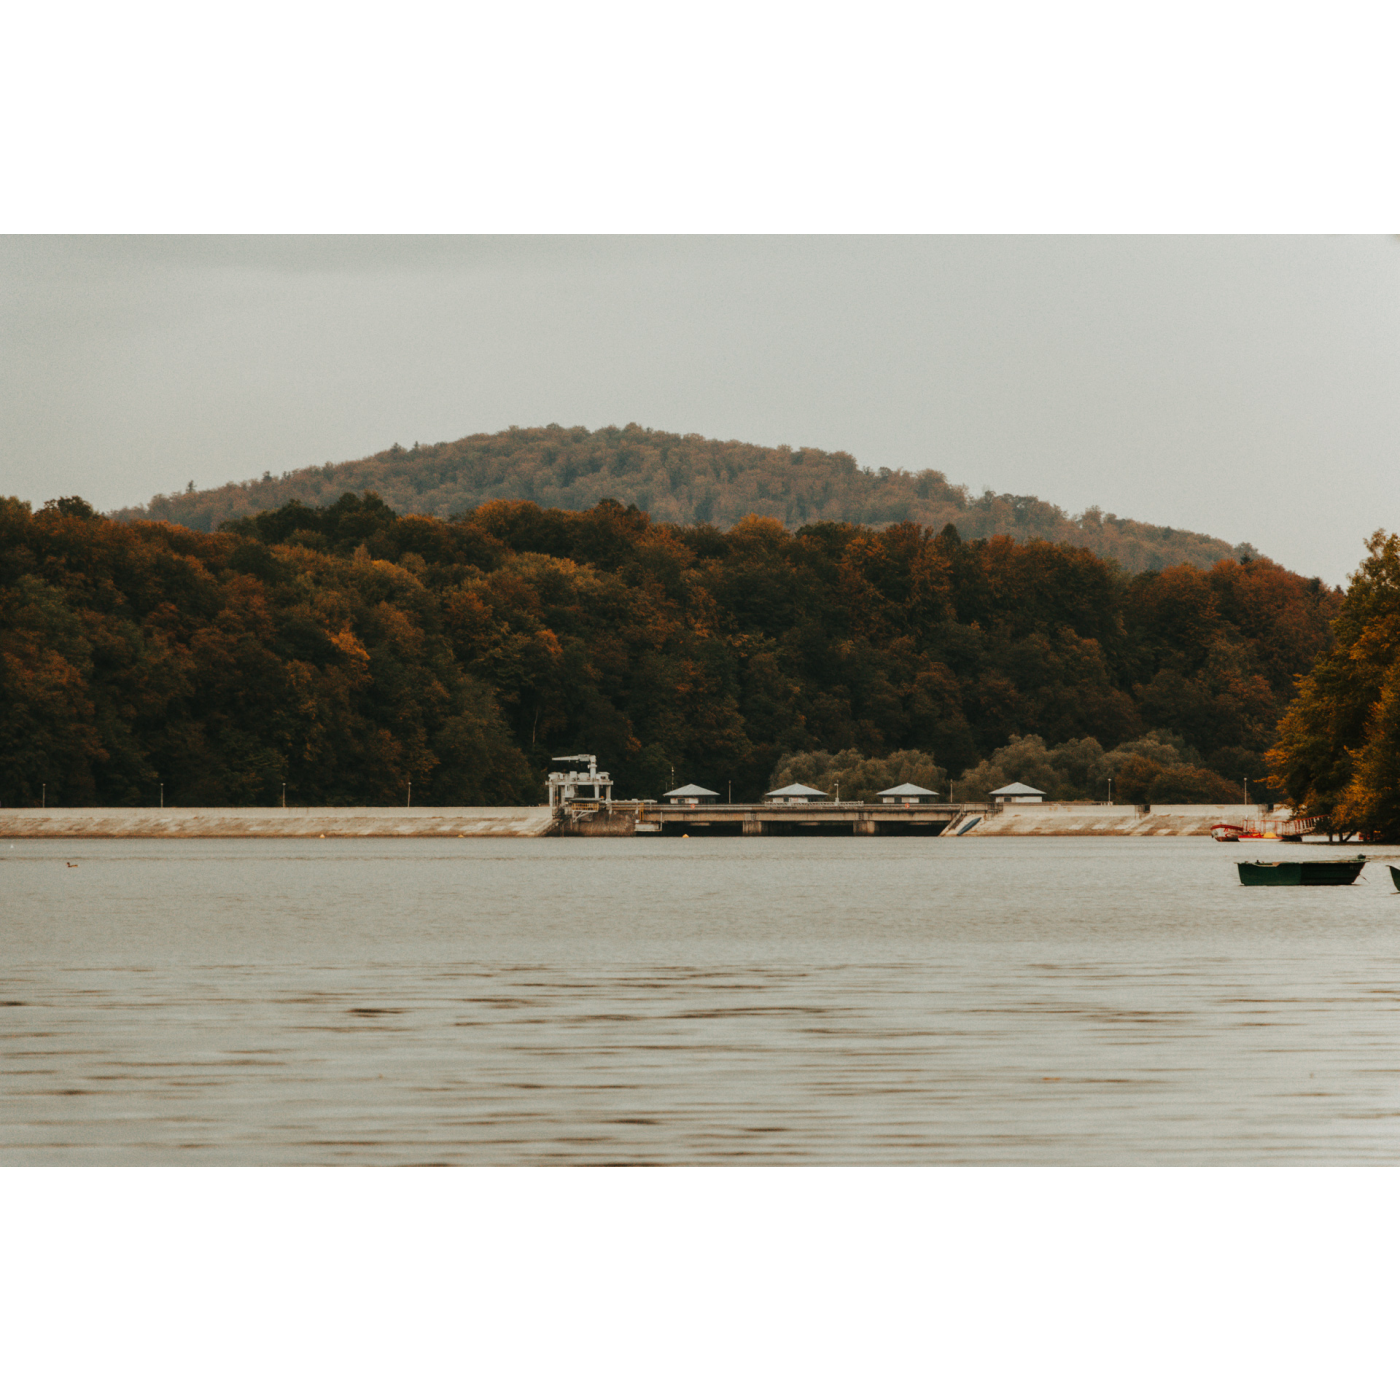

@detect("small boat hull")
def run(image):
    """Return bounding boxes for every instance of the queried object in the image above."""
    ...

[1238,859,1365,887]
[1390,866,1400,893]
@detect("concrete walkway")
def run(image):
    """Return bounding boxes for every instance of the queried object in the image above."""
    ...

[0,807,558,838]
[960,803,1272,836]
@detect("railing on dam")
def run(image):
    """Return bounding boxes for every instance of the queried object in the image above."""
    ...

[560,801,995,836]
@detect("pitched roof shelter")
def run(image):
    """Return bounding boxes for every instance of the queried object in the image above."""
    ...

[765,782,829,804]
[989,781,1046,804]
[663,783,719,804]
[877,782,940,804]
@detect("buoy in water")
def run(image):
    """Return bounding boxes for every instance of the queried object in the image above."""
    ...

[682,833,690,838]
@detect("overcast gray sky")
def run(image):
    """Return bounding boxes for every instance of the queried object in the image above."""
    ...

[3,235,1396,583]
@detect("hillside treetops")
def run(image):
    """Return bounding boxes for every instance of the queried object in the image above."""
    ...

[2,490,1338,809]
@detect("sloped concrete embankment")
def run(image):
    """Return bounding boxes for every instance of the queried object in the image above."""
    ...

[960,803,1269,836]
[0,807,559,838]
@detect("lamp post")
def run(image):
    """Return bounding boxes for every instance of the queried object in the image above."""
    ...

[281,781,286,809]
[41,782,45,809]
[407,780,412,809]
[159,782,164,809]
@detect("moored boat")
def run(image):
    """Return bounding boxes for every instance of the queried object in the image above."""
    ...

[1213,812,1318,843]
[1212,825,1281,843]
[1390,866,1400,893]
[1237,859,1366,887]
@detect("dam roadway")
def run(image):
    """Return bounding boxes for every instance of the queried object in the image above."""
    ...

[0,802,1266,838]
[572,802,981,836]
[0,807,557,839]
[0,803,977,838]
[562,801,1268,837]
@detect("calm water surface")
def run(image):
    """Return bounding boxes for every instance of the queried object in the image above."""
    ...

[3,836,1400,1164]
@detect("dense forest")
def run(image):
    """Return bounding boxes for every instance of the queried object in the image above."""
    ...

[1269,530,1400,839]
[3,490,1338,809]
[113,424,1251,574]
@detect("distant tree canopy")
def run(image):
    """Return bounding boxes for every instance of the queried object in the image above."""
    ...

[112,423,1255,575]
[955,731,1243,804]
[2,491,1339,808]
[1269,530,1400,839]
[768,749,948,803]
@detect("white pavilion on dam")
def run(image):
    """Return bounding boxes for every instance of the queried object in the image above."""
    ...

[765,783,829,804]
[663,784,719,805]
[876,782,940,805]
[989,781,1046,806]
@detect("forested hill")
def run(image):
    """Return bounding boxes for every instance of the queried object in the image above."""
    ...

[112,424,1251,575]
[3,492,1337,809]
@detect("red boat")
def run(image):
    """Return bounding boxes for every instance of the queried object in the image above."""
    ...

[1211,813,1317,843]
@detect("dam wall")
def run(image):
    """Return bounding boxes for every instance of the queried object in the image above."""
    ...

[0,806,558,839]
[961,803,1272,837]
[0,802,1278,839]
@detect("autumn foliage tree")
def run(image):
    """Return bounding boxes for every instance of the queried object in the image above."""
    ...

[1,491,1340,808]
[1269,530,1400,839]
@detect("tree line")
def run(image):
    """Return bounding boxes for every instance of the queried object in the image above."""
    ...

[1,491,1340,808]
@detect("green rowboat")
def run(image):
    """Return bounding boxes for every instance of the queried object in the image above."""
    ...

[1237,859,1366,887]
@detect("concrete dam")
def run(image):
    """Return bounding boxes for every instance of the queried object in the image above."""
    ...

[0,807,558,839]
[559,801,1266,838]
[0,801,1269,839]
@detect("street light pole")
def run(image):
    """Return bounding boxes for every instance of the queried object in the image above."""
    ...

[407,780,412,809]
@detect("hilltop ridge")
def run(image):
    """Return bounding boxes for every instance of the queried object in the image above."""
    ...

[111,423,1256,574]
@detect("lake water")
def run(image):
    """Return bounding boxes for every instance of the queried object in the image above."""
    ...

[3,836,1399,1165]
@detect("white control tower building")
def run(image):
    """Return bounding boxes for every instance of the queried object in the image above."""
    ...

[547,754,614,812]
